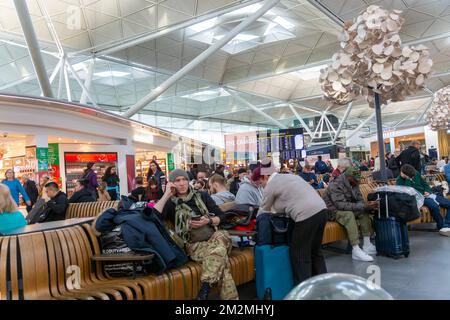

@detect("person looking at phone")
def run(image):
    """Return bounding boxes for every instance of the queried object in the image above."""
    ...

[322,166,378,262]
[397,164,450,236]
[153,169,238,300]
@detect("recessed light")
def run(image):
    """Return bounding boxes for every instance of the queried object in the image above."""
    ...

[74,140,78,143]
[58,138,62,141]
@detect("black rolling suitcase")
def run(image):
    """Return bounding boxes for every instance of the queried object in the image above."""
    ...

[373,193,410,259]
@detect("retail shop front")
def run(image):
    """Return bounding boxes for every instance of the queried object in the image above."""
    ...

[0,94,196,199]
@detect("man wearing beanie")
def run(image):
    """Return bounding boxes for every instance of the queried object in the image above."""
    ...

[153,168,238,300]
[323,166,379,262]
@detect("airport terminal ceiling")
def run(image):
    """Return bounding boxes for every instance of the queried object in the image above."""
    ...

[0,0,450,148]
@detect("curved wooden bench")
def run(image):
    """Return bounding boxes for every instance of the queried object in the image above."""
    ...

[0,221,255,300]
[66,201,119,219]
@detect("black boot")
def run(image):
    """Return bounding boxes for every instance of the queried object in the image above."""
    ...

[196,282,211,300]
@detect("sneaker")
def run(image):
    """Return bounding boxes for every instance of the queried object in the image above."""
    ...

[352,246,374,262]
[362,242,377,255]
[439,227,450,237]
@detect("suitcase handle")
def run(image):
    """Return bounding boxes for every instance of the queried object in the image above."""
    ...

[376,193,389,219]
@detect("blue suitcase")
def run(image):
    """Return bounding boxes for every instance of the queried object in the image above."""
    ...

[373,193,410,259]
[255,245,294,300]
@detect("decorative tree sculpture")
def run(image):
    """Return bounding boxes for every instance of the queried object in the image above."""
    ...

[319,5,434,181]
[426,85,450,131]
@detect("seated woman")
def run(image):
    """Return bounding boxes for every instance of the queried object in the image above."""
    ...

[146,176,164,202]
[153,169,238,300]
[97,182,111,202]
[69,179,96,203]
[397,164,450,237]
[300,165,319,189]
[0,183,27,234]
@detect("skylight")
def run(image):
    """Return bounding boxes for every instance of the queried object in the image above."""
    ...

[181,89,230,102]
[188,17,218,33]
[94,71,130,78]
[296,65,328,80]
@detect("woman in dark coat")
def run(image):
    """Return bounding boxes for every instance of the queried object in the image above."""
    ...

[146,160,165,192]
[103,166,120,200]
[82,162,99,198]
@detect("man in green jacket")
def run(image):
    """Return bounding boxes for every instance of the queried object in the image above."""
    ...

[397,164,450,236]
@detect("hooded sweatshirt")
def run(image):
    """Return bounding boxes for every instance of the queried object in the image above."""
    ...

[211,191,236,205]
[235,177,263,207]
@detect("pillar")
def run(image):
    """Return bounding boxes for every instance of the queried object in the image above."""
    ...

[25,134,49,183]
[438,129,450,158]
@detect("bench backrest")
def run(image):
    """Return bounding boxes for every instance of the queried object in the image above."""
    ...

[66,201,119,219]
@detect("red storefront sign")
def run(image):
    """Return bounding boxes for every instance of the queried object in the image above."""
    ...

[64,153,118,163]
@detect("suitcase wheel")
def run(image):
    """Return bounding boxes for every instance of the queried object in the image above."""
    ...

[263,288,272,300]
[404,252,409,258]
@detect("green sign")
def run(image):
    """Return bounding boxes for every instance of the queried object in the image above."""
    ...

[48,143,59,165]
[167,153,175,171]
[36,147,49,171]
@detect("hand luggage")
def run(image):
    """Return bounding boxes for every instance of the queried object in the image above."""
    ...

[25,198,49,224]
[373,193,410,259]
[255,244,294,300]
[255,212,294,300]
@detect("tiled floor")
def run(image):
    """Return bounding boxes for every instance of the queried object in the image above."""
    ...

[236,229,450,300]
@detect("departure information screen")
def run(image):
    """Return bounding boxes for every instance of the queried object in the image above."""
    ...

[257,128,305,160]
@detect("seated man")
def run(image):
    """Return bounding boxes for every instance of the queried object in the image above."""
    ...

[332,158,352,178]
[235,166,263,207]
[69,179,96,203]
[209,174,235,206]
[397,164,450,237]
[129,176,146,202]
[42,182,69,222]
[300,165,319,189]
[153,169,238,300]
[229,168,247,196]
[323,167,378,262]
[444,162,450,185]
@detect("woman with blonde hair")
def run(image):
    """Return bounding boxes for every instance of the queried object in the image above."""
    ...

[0,183,27,233]
[39,174,51,202]
[97,182,111,202]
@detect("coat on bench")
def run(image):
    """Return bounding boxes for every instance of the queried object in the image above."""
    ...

[93,207,188,274]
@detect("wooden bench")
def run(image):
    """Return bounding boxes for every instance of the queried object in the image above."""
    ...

[65,201,119,219]
[0,220,255,300]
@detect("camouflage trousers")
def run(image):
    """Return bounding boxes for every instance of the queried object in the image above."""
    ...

[186,230,239,300]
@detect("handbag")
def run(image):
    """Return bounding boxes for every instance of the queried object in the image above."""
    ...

[189,221,215,243]
[256,212,293,246]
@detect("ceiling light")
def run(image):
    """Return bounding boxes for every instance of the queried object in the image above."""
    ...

[94,71,130,78]
[188,17,218,33]
[58,137,62,141]
[274,16,295,30]
[296,65,328,80]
